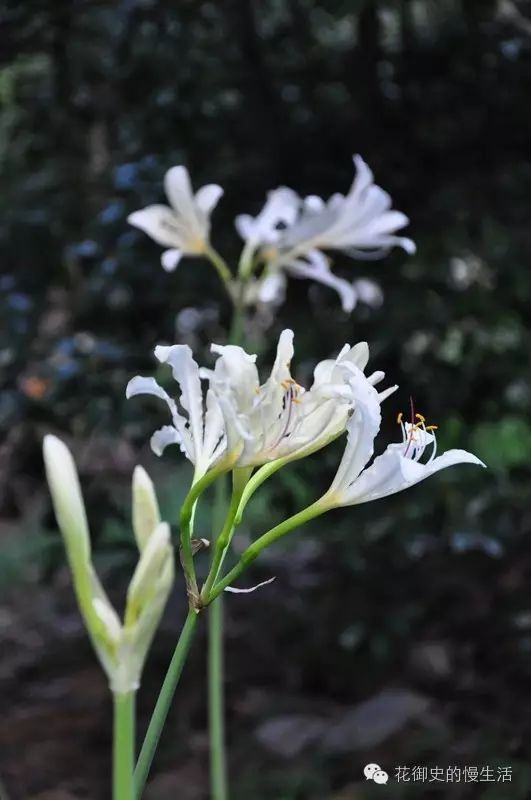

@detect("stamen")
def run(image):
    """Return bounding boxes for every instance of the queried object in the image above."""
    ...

[415,413,426,423]
[426,424,438,431]
[397,412,403,424]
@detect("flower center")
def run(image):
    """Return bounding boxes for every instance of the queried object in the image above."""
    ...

[397,411,438,463]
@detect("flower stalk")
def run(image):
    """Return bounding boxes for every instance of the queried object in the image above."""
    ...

[134,608,199,798]
[113,692,135,800]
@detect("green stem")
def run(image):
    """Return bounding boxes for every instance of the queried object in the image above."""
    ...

[134,609,199,798]
[209,594,227,800]
[113,692,135,800]
[205,246,234,287]
[208,500,327,603]
[180,468,229,603]
[201,469,250,603]
[208,478,229,800]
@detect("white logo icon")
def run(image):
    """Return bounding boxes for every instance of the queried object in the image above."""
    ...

[364,763,389,784]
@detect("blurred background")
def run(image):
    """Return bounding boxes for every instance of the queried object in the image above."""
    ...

[1,0,531,798]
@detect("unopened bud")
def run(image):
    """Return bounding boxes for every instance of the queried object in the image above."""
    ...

[132,465,161,551]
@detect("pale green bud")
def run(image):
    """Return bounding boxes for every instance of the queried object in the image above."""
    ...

[126,522,172,623]
[43,435,174,695]
[132,465,161,552]
[43,435,91,570]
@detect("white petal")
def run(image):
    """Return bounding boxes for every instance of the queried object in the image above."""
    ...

[286,251,357,312]
[225,576,275,594]
[202,388,226,467]
[164,166,195,218]
[258,272,286,305]
[329,366,382,493]
[234,214,255,241]
[154,345,205,463]
[236,187,299,245]
[341,446,486,505]
[161,248,183,272]
[126,375,193,462]
[340,341,370,371]
[353,278,384,308]
[195,183,223,215]
[127,205,183,249]
[209,343,259,408]
[304,194,325,212]
[270,329,294,380]
[150,425,181,456]
[126,375,171,403]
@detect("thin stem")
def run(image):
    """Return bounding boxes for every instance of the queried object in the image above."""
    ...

[201,469,250,603]
[208,500,327,603]
[205,299,247,800]
[134,609,199,798]
[205,246,234,287]
[208,477,229,800]
[113,692,135,800]
[180,467,229,603]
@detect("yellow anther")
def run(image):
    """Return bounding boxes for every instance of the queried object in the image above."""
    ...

[292,396,302,404]
[397,412,403,424]
[426,424,438,431]
[415,413,426,423]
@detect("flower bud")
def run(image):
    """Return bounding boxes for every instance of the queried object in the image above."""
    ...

[126,522,172,622]
[132,465,161,551]
[43,435,174,695]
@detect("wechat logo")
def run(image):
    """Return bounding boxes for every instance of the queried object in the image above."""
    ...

[364,763,389,785]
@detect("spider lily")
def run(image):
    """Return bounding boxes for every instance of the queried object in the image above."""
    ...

[43,436,174,694]
[235,155,415,310]
[319,367,485,510]
[203,328,397,468]
[126,344,242,483]
[127,165,223,272]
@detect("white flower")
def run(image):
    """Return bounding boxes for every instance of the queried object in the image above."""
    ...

[235,155,415,311]
[126,344,239,481]
[276,155,416,259]
[321,369,485,509]
[127,165,223,272]
[203,329,396,468]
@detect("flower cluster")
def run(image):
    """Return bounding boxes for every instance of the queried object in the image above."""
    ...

[127,330,484,530]
[128,156,415,312]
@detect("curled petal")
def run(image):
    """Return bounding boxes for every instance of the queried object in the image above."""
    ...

[150,425,182,457]
[286,250,358,313]
[126,375,171,403]
[339,445,485,506]
[154,345,204,460]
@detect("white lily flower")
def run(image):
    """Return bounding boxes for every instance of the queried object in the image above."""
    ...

[321,369,485,509]
[276,155,416,260]
[127,165,223,271]
[204,329,396,468]
[236,155,414,311]
[126,344,239,481]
